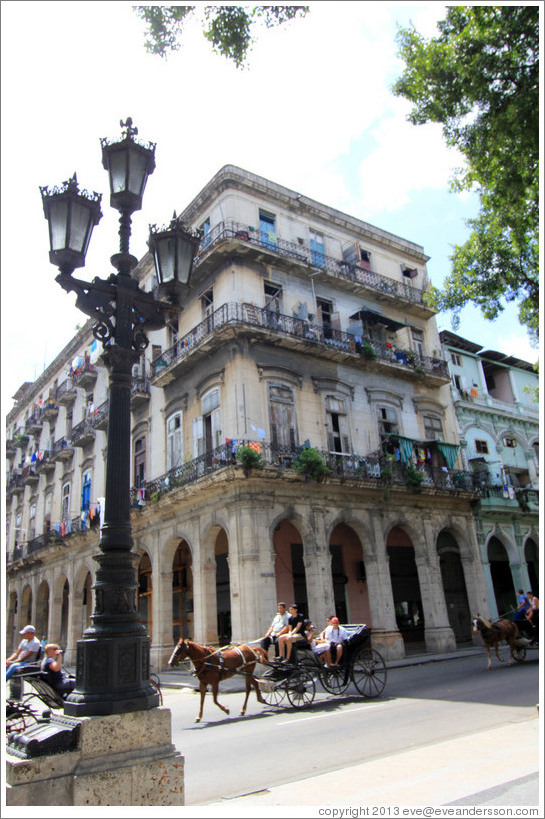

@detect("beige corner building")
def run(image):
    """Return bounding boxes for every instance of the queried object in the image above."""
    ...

[6,166,504,668]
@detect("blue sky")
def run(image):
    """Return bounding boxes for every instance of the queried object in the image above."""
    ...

[1,1,539,414]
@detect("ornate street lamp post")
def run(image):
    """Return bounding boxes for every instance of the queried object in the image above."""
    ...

[40,119,201,716]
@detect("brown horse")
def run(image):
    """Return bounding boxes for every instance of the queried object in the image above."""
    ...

[168,639,268,722]
[472,616,522,669]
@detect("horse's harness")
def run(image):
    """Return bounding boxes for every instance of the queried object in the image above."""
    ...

[179,641,261,677]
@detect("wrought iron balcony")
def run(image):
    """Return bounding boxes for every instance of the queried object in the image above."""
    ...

[194,219,434,316]
[6,470,24,497]
[56,377,77,405]
[129,441,478,508]
[131,376,151,409]
[22,464,39,486]
[73,360,98,391]
[90,399,109,431]
[151,302,449,386]
[35,452,56,474]
[70,418,96,448]
[25,411,44,436]
[51,436,74,461]
[42,399,59,421]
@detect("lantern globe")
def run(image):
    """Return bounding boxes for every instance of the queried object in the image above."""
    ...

[40,174,102,274]
[148,217,202,303]
[101,121,156,215]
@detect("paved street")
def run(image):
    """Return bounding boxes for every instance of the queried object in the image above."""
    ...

[157,650,540,809]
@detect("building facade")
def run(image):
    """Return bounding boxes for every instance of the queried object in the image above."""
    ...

[7,166,497,668]
[440,331,539,619]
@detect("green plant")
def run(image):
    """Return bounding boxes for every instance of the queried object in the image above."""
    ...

[405,464,425,490]
[292,447,332,482]
[360,340,377,360]
[380,465,393,485]
[236,445,265,476]
[150,491,160,503]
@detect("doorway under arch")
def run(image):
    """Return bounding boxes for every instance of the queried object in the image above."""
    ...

[60,579,69,648]
[525,539,539,594]
[6,591,17,652]
[215,530,231,644]
[36,580,50,642]
[138,553,153,640]
[437,531,472,643]
[329,524,370,625]
[172,541,193,642]
[81,572,93,634]
[273,519,308,616]
[488,537,515,616]
[21,585,33,628]
[387,527,424,645]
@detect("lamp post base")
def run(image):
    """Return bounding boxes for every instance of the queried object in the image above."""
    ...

[64,635,160,717]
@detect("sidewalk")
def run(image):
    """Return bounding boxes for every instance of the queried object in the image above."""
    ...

[203,717,540,807]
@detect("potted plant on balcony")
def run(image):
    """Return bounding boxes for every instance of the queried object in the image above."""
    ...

[360,340,377,360]
[405,463,425,491]
[236,445,265,477]
[292,447,332,483]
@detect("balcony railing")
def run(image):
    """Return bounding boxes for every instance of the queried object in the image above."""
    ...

[151,302,449,381]
[195,219,431,310]
[129,442,479,507]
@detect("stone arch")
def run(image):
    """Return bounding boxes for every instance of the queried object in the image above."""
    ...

[21,584,33,627]
[273,517,308,615]
[386,526,424,646]
[487,536,516,616]
[172,539,193,642]
[36,580,50,642]
[73,562,95,638]
[215,529,231,644]
[524,537,539,593]
[436,529,472,642]
[6,590,18,652]
[328,521,370,625]
[137,550,153,640]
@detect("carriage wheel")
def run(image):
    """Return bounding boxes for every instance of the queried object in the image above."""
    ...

[321,665,349,695]
[514,646,527,663]
[149,674,163,705]
[286,669,315,709]
[351,648,387,698]
[6,701,38,735]
[260,682,286,707]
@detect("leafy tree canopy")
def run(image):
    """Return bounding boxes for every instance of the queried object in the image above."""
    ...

[134,5,309,68]
[393,6,539,340]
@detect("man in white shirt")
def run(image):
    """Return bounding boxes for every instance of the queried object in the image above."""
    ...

[260,602,290,659]
[324,617,349,666]
[6,625,41,680]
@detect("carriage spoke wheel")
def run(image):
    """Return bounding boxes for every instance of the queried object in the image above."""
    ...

[351,648,387,698]
[260,682,286,707]
[321,665,349,695]
[286,668,315,708]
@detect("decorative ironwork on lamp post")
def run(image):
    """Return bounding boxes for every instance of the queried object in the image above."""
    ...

[40,118,201,716]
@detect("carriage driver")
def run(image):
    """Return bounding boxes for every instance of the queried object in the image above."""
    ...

[260,602,290,659]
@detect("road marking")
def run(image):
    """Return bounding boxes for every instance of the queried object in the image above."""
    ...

[277,700,392,725]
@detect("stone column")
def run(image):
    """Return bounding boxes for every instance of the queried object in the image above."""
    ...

[303,522,335,631]
[366,514,404,660]
[228,502,264,644]
[415,551,456,654]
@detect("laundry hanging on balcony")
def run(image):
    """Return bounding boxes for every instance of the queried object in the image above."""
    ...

[437,442,460,469]
[397,436,415,464]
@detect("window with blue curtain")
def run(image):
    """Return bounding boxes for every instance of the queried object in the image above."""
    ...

[310,230,325,267]
[81,472,91,511]
[259,211,276,249]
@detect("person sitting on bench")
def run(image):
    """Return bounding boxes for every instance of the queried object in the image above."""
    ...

[41,644,76,696]
[323,617,349,667]
[6,625,41,681]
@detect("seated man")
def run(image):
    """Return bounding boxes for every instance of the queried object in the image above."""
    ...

[277,604,306,662]
[6,625,41,681]
[260,602,290,660]
[324,617,349,667]
[41,644,76,697]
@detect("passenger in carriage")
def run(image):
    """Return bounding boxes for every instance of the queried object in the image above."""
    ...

[525,591,539,640]
[513,590,532,638]
[308,621,332,666]
[260,602,290,659]
[324,617,350,667]
[278,604,306,663]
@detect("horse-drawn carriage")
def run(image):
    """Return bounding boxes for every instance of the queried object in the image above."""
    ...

[168,624,387,721]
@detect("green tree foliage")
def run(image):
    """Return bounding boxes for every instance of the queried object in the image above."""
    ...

[393,6,539,339]
[134,5,308,68]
